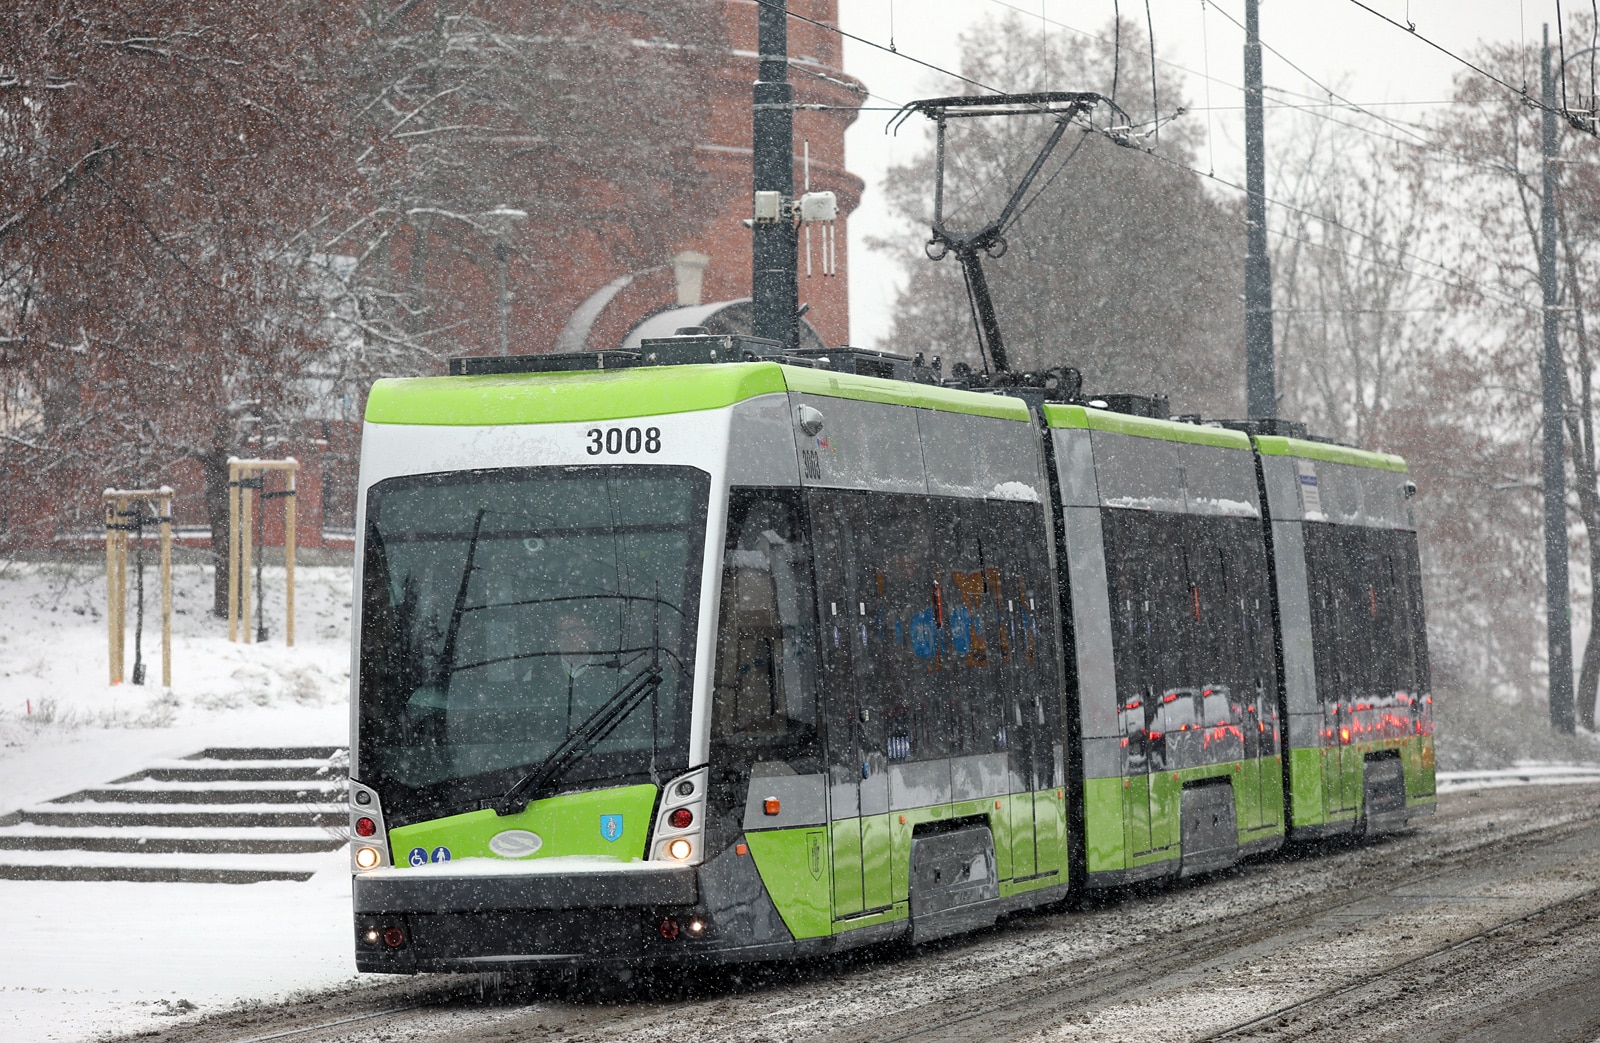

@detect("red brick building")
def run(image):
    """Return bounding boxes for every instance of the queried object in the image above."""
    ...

[33,2,865,555]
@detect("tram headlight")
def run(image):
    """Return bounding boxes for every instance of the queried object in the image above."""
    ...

[667,838,693,861]
[355,846,381,870]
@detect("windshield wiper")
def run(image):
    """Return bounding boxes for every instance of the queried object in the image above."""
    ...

[494,593,665,816]
[494,660,662,817]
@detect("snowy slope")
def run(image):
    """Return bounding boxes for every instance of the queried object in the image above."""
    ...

[0,562,364,1042]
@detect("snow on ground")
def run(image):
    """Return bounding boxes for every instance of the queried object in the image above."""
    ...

[0,561,366,1043]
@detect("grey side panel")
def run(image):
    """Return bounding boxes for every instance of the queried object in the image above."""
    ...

[791,393,927,495]
[1271,456,1414,531]
[828,778,859,819]
[1287,712,1323,751]
[1179,782,1238,878]
[950,752,1010,802]
[908,826,1000,943]
[727,393,801,487]
[920,410,1043,501]
[861,772,889,817]
[1362,757,1408,835]
[1344,464,1412,530]
[1260,456,1302,522]
[743,773,827,831]
[1082,736,1123,780]
[1052,428,1099,507]
[1271,520,1319,716]
[1063,506,1119,739]
[1183,444,1261,518]
[889,760,952,811]
[1091,431,1184,512]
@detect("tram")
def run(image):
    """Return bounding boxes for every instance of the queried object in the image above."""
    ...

[347,333,1433,972]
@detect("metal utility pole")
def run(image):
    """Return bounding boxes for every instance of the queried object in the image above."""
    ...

[1540,25,1576,734]
[752,0,798,349]
[1243,0,1275,418]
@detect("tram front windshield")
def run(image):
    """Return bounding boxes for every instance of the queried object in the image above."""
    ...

[358,465,708,824]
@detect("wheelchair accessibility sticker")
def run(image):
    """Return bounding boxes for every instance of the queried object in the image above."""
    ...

[408,846,451,866]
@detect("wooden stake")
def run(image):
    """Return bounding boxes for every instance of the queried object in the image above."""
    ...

[159,489,173,687]
[228,461,240,643]
[105,488,176,687]
[240,481,253,645]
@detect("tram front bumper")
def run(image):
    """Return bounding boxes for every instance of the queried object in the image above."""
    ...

[353,863,700,972]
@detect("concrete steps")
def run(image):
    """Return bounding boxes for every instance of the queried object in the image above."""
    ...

[0,747,349,883]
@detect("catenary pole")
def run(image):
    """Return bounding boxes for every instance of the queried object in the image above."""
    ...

[1540,26,1576,734]
[752,0,798,349]
[1243,0,1275,418]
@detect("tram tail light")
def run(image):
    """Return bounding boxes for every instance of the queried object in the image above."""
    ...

[652,767,708,865]
[349,782,388,870]
[1340,727,1352,745]
[763,797,781,816]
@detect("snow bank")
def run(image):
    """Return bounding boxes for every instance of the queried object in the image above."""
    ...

[0,561,360,1042]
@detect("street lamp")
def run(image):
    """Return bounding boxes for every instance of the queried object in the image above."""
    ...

[482,206,527,356]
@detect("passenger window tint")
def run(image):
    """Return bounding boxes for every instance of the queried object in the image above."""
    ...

[807,489,1060,780]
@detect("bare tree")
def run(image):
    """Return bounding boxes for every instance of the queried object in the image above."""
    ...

[1427,29,1600,727]
[0,0,358,611]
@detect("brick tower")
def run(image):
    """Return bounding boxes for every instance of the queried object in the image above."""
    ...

[536,0,865,354]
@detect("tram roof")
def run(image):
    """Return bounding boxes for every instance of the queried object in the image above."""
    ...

[365,361,1033,427]
[1041,403,1253,451]
[1253,435,1408,473]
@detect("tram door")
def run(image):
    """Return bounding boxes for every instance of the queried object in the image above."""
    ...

[812,495,893,918]
[1311,524,1359,821]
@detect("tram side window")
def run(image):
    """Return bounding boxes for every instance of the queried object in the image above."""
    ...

[1303,522,1344,708]
[711,489,821,770]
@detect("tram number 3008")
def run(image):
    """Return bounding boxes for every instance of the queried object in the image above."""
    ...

[585,426,662,456]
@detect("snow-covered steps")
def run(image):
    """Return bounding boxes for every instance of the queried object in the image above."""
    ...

[0,746,349,883]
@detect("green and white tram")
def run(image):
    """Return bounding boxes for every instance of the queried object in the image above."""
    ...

[348,337,1433,971]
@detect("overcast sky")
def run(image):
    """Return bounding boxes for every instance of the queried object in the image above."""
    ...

[836,0,1577,346]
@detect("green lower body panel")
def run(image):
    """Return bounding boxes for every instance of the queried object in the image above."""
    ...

[813,790,1070,932]
[1086,757,1289,881]
[1083,775,1127,875]
[1288,745,1326,829]
[1406,736,1437,805]
[744,828,831,940]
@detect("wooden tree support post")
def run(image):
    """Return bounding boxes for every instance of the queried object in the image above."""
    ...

[227,458,299,647]
[104,488,175,686]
